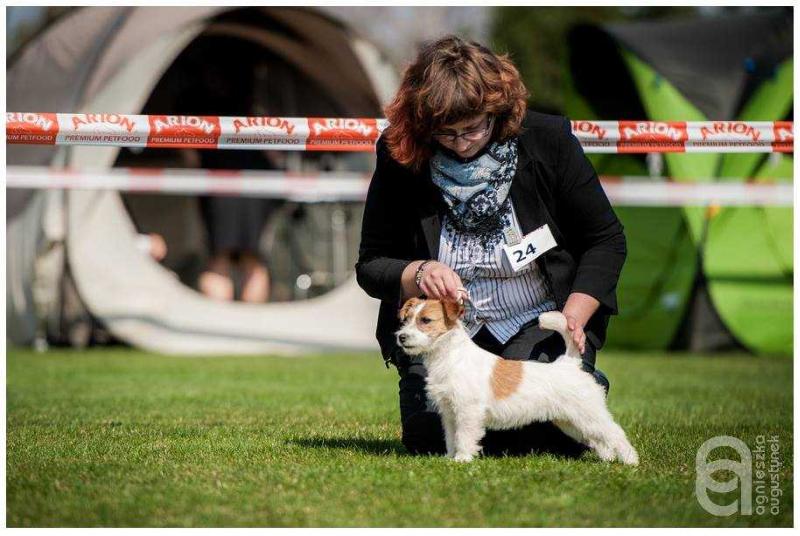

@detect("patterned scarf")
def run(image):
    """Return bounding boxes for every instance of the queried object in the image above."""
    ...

[430,136,518,247]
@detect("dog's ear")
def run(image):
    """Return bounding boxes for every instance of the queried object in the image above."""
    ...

[398,297,421,321]
[442,299,465,327]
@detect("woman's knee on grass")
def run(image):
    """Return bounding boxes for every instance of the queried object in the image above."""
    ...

[397,361,447,455]
[401,411,446,455]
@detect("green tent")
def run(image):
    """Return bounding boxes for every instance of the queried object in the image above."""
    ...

[564,10,792,355]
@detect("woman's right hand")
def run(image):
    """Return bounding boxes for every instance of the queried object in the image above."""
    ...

[418,261,464,302]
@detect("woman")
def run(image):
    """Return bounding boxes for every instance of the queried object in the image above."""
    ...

[356,36,626,456]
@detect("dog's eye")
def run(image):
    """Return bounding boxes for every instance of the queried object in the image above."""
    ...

[420,317,432,324]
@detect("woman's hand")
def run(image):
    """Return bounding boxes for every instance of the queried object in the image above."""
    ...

[564,314,586,355]
[418,261,464,302]
[562,292,600,355]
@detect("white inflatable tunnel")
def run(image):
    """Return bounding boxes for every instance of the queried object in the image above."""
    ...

[7,7,397,354]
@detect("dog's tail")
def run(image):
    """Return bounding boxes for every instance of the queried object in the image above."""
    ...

[538,311,581,360]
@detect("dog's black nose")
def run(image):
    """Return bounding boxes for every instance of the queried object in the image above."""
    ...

[398,334,408,344]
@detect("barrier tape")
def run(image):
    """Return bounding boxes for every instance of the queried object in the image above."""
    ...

[572,120,793,153]
[6,113,794,153]
[6,166,793,206]
[5,166,370,203]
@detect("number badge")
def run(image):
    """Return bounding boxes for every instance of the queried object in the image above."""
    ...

[502,224,557,272]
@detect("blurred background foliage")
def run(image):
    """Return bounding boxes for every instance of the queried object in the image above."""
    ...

[489,6,768,114]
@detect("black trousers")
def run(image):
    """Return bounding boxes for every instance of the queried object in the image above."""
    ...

[396,320,610,457]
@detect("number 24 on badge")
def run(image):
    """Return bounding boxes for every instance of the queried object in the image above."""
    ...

[502,224,557,272]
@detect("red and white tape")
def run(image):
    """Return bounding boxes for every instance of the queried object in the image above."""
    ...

[597,177,792,207]
[6,166,792,206]
[5,166,371,203]
[6,113,388,152]
[571,120,793,153]
[5,113,793,153]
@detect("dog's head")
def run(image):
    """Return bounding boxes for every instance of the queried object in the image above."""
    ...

[395,297,465,356]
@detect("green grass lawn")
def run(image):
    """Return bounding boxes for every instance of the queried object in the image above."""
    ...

[6,346,793,527]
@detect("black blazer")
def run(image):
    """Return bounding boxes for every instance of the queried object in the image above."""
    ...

[355,110,627,367]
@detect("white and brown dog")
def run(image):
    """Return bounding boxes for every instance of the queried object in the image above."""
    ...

[395,297,639,464]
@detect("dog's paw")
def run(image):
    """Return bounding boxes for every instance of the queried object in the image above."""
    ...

[620,448,639,466]
[452,452,474,463]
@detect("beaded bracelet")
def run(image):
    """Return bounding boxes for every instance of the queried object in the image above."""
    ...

[414,260,433,288]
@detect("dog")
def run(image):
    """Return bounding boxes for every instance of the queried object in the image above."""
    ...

[395,297,639,464]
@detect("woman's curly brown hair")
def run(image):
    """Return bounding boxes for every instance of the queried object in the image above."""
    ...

[383,35,529,172]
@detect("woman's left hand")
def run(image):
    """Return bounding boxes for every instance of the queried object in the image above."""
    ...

[562,292,600,356]
[564,314,586,355]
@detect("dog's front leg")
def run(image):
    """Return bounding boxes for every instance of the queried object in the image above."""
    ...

[452,406,485,463]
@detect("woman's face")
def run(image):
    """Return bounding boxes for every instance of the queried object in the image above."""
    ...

[432,114,495,159]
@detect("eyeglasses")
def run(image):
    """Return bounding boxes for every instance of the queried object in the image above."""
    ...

[432,116,494,144]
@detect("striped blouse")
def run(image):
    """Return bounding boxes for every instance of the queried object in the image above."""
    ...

[438,202,557,343]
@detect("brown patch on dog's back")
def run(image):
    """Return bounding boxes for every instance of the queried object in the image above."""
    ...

[491,358,523,400]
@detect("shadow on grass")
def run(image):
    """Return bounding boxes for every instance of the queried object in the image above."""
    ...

[291,436,408,456]
[290,426,589,461]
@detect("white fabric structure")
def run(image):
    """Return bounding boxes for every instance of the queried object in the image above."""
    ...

[7,7,396,354]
